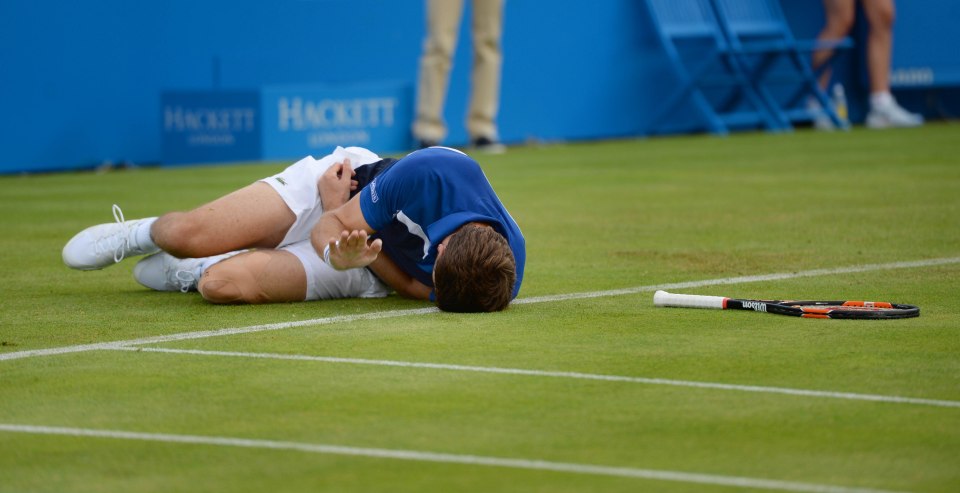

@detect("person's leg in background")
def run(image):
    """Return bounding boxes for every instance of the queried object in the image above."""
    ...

[813,0,856,91]
[466,0,505,153]
[808,0,856,129]
[413,0,465,148]
[859,0,923,128]
[812,0,921,129]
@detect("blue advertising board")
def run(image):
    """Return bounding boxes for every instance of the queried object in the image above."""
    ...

[261,82,412,160]
[888,2,960,88]
[7,0,959,174]
[161,82,412,166]
[161,91,261,165]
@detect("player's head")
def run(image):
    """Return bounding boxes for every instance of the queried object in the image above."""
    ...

[433,224,516,313]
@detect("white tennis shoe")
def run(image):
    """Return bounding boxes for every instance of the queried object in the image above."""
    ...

[133,251,238,293]
[62,205,159,270]
[807,98,836,131]
[866,101,923,129]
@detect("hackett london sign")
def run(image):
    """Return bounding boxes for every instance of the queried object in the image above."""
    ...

[161,92,261,164]
[261,84,409,160]
[276,97,397,130]
[162,82,411,165]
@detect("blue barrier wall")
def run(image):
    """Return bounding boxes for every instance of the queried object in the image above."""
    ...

[1,0,956,174]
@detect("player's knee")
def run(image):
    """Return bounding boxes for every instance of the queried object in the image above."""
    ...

[198,278,244,304]
[872,6,895,30]
[153,213,211,257]
[199,262,267,304]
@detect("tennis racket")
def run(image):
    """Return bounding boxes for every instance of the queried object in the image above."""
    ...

[653,290,919,319]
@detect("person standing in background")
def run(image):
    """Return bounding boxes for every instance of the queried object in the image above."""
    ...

[413,0,507,153]
[812,0,923,129]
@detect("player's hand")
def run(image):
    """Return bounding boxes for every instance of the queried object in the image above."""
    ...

[318,159,358,210]
[327,229,382,270]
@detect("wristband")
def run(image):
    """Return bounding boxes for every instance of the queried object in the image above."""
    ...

[323,241,339,266]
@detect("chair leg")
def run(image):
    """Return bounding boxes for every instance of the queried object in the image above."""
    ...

[646,54,730,135]
[723,52,789,131]
[740,52,796,131]
[786,49,845,128]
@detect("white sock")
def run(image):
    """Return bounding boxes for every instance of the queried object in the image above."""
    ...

[199,255,222,274]
[135,217,159,251]
[870,91,896,110]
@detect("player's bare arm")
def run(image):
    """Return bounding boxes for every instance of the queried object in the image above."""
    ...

[311,195,380,270]
[368,254,432,301]
[311,195,430,299]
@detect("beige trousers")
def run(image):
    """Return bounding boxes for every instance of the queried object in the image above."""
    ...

[413,0,504,143]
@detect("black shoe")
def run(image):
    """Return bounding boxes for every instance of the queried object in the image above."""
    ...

[417,139,439,149]
[471,137,506,154]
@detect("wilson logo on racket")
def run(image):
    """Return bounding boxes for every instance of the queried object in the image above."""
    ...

[653,291,919,320]
[740,301,767,312]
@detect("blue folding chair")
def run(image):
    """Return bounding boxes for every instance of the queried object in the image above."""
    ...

[641,0,782,135]
[711,0,853,130]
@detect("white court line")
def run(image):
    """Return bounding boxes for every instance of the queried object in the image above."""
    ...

[2,256,958,363]
[513,257,960,305]
[0,424,907,493]
[113,347,960,409]
[0,308,436,362]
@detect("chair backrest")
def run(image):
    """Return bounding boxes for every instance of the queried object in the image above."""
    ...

[645,0,724,40]
[712,0,795,41]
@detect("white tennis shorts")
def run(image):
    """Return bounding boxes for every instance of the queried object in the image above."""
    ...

[259,146,390,301]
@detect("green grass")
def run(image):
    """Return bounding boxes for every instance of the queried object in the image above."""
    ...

[2,125,959,492]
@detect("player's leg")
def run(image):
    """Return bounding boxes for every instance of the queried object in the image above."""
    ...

[152,182,294,258]
[130,248,304,302]
[138,239,389,304]
[62,182,293,271]
[63,150,341,272]
[198,249,307,304]
[62,204,162,270]
[139,148,391,303]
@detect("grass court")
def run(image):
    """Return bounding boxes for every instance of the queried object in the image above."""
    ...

[1,125,958,492]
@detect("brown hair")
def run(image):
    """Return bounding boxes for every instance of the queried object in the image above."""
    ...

[434,225,516,313]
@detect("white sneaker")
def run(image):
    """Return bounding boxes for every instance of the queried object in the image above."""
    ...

[810,101,836,131]
[866,102,924,129]
[62,205,159,270]
[807,96,849,131]
[133,251,238,293]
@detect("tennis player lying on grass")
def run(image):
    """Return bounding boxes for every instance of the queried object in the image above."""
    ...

[62,146,525,312]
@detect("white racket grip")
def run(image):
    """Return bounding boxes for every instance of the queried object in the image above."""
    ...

[653,290,727,309]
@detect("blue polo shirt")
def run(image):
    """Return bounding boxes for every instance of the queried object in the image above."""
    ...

[358,147,525,298]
